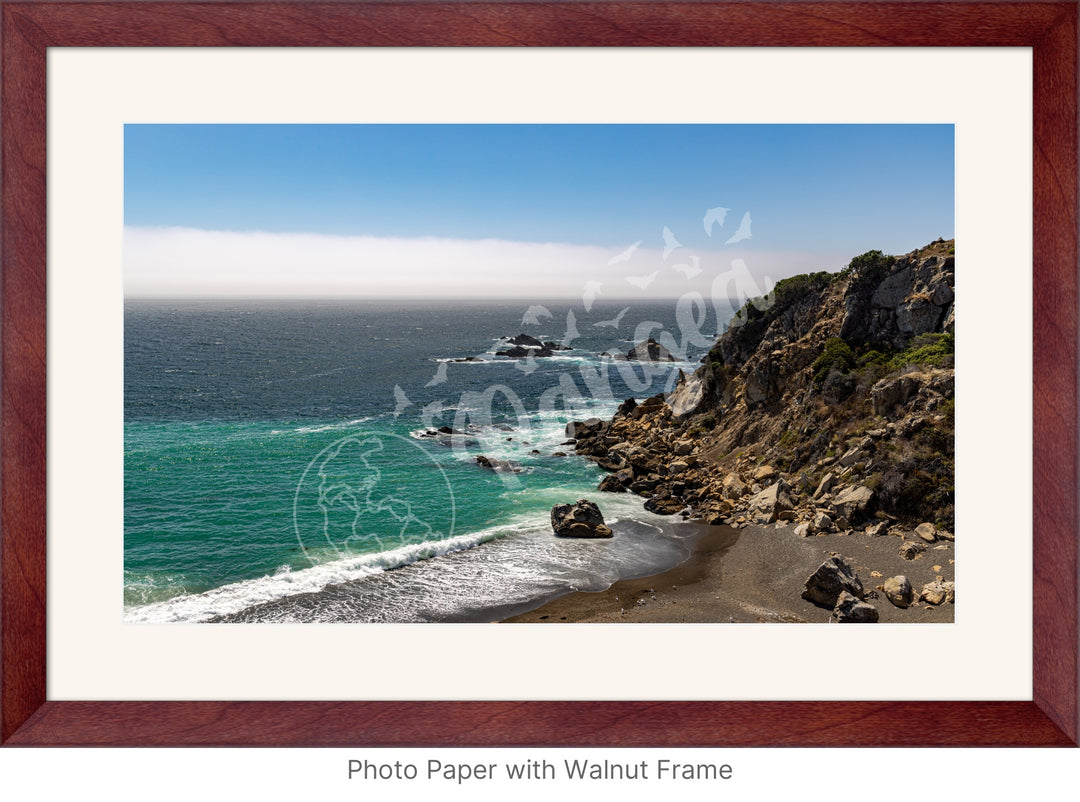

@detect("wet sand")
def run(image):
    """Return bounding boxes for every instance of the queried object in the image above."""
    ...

[503,521,955,623]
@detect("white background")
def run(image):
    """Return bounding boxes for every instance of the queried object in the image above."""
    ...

[5,46,1071,797]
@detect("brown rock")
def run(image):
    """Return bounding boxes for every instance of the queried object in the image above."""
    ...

[883,575,914,608]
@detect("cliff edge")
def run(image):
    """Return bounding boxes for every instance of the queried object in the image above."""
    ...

[572,239,956,539]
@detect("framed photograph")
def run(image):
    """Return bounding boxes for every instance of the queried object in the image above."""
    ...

[2,1,1076,746]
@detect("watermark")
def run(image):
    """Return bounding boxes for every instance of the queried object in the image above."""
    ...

[293,432,456,563]
[292,205,776,554]
[391,205,776,483]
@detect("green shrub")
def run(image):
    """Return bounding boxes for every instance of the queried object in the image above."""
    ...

[890,332,954,369]
[916,425,951,452]
[838,250,897,284]
[812,338,856,384]
[858,350,889,368]
[725,271,832,356]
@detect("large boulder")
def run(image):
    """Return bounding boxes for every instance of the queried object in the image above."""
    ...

[802,555,864,608]
[813,472,836,499]
[882,575,914,608]
[747,480,794,523]
[565,418,605,439]
[666,370,709,419]
[870,374,924,417]
[722,472,749,499]
[672,440,694,457]
[914,522,938,542]
[920,579,955,605]
[831,485,875,523]
[833,591,879,623]
[899,540,926,560]
[597,474,627,493]
[644,491,683,515]
[551,499,614,538]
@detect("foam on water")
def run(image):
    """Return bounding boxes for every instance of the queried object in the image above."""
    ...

[124,496,686,624]
[124,516,532,623]
[213,508,693,623]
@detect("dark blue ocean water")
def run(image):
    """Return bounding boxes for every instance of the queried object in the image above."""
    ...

[124,298,729,622]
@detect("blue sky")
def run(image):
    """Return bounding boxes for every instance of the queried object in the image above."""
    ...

[124,124,953,297]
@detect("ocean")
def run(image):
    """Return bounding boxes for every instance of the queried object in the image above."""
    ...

[123,297,732,623]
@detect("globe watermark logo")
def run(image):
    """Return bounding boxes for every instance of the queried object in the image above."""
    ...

[293,432,456,565]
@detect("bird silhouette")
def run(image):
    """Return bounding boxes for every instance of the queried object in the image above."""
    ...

[670,255,702,279]
[421,400,446,429]
[725,211,752,244]
[594,306,630,329]
[582,281,603,311]
[703,206,731,236]
[425,362,448,387]
[626,271,658,290]
[607,240,642,265]
[661,226,682,259]
[562,309,581,345]
[522,304,553,326]
[393,385,412,418]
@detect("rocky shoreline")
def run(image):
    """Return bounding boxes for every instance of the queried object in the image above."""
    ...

[519,239,957,623]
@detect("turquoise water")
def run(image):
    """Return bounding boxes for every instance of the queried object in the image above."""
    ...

[124,298,727,622]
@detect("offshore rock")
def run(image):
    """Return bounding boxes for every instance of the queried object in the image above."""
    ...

[627,338,678,362]
[551,499,614,538]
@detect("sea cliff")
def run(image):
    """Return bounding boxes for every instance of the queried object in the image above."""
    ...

[521,239,957,622]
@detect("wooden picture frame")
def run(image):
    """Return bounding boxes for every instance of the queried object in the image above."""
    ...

[2,1,1076,747]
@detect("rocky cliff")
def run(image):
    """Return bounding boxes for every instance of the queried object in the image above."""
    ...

[571,239,956,538]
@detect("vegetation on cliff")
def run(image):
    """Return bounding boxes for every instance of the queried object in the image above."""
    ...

[571,239,956,535]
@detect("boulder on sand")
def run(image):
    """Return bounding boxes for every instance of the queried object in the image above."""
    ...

[802,555,865,608]
[833,591,879,623]
[882,575,914,608]
[551,499,614,538]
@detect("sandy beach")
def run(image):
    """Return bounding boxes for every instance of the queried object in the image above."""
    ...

[503,520,955,624]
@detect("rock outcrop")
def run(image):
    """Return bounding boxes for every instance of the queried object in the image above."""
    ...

[567,239,955,535]
[626,338,677,362]
[496,334,572,358]
[475,455,521,473]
